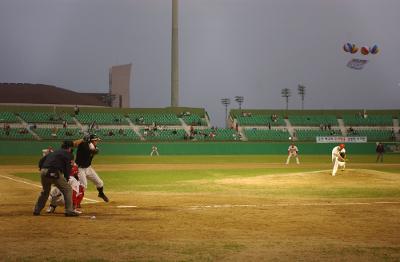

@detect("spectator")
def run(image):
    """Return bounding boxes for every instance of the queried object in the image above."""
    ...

[63,120,67,129]
[74,105,80,116]
[51,127,58,137]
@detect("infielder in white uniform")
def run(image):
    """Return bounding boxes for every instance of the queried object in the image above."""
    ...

[331,143,346,176]
[150,145,159,156]
[286,143,300,164]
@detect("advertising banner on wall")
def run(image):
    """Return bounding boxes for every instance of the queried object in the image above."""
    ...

[316,136,367,143]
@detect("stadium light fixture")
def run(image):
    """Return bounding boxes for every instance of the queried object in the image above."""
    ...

[298,84,306,110]
[221,98,231,128]
[234,96,244,110]
[281,88,291,110]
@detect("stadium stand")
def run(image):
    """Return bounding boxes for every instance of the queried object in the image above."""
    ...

[180,113,208,126]
[235,114,285,126]
[346,128,395,142]
[140,128,186,141]
[0,127,34,140]
[98,128,141,141]
[0,112,19,123]
[288,115,338,126]
[128,113,181,126]
[244,128,290,141]
[342,114,393,126]
[295,129,342,141]
[33,128,82,140]
[192,128,240,141]
[75,112,128,125]
[18,112,75,124]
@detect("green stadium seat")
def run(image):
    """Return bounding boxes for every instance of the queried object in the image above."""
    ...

[347,129,394,142]
[140,128,186,141]
[0,112,19,123]
[128,113,181,125]
[236,114,285,126]
[0,128,34,140]
[342,114,393,126]
[288,115,337,126]
[33,128,82,140]
[75,112,128,125]
[295,129,341,141]
[193,128,239,141]
[99,128,141,141]
[244,128,290,141]
[18,112,74,124]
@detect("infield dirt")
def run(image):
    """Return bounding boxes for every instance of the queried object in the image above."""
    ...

[1,163,400,261]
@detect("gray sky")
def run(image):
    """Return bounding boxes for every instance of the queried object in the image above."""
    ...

[1,0,399,127]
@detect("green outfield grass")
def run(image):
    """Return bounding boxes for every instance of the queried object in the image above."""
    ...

[1,154,400,165]
[8,154,400,198]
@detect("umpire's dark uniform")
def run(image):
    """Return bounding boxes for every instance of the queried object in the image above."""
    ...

[33,141,78,216]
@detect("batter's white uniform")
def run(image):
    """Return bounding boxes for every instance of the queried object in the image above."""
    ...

[286,145,300,164]
[331,146,346,176]
[78,166,103,189]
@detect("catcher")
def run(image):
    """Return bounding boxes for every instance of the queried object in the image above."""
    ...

[47,162,85,214]
[331,143,346,176]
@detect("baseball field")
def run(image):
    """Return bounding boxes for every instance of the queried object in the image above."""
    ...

[1,154,400,261]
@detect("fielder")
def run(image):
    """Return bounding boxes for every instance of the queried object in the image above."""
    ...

[74,134,109,202]
[150,145,159,156]
[331,143,346,176]
[286,143,300,164]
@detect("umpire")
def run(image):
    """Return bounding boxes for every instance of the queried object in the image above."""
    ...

[33,140,78,217]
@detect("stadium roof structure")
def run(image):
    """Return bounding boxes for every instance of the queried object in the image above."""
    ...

[0,83,108,106]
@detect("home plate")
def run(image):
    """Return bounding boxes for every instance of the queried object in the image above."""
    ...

[117,205,138,208]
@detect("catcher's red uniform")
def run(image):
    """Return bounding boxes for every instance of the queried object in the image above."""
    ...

[71,164,84,209]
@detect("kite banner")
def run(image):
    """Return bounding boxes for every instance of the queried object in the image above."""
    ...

[347,58,368,70]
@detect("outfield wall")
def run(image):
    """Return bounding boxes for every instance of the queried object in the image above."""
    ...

[0,141,383,156]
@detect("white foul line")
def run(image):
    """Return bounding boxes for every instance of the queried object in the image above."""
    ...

[0,174,99,203]
[187,201,400,210]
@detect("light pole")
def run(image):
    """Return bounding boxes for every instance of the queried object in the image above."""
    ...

[298,84,306,110]
[234,96,244,110]
[281,88,291,110]
[221,98,231,128]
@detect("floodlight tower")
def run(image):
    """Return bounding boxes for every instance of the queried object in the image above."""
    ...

[171,0,179,107]
[234,96,244,110]
[221,98,231,128]
[298,84,306,110]
[281,88,291,110]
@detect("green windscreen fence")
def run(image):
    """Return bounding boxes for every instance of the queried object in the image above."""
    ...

[0,141,386,156]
